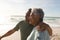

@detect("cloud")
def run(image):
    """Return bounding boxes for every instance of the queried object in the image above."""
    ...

[0,0,25,15]
[0,0,60,17]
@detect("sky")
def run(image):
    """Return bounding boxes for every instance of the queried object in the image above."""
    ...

[0,0,60,17]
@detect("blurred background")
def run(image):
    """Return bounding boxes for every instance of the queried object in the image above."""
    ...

[0,0,60,40]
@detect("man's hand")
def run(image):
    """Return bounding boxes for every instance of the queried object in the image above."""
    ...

[0,36,2,40]
[0,36,4,40]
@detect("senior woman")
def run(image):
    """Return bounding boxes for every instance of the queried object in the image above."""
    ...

[26,8,52,40]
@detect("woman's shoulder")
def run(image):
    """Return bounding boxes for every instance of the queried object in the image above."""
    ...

[42,22,50,27]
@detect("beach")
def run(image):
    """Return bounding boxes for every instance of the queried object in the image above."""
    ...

[0,27,60,40]
[0,16,60,40]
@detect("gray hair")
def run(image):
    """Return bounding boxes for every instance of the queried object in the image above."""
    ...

[31,8,44,18]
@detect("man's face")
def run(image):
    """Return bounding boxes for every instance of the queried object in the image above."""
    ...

[28,12,40,26]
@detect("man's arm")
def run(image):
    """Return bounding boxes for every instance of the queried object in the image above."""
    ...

[46,24,52,36]
[42,23,52,36]
[0,29,16,39]
[0,21,22,39]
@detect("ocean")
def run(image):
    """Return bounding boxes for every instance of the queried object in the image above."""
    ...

[44,17,60,27]
[10,16,60,27]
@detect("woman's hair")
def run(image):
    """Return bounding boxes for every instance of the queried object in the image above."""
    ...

[25,8,44,23]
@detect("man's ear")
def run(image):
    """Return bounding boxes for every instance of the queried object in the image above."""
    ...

[25,8,32,22]
[26,8,32,16]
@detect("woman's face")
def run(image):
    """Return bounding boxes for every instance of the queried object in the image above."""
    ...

[28,12,40,26]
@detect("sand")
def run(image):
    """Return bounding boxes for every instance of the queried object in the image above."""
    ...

[1,27,60,40]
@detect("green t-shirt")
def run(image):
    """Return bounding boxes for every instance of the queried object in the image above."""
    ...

[14,20,34,40]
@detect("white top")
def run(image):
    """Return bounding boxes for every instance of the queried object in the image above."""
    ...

[27,27,50,40]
